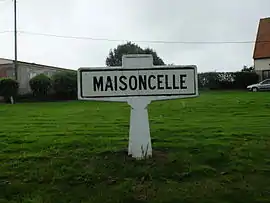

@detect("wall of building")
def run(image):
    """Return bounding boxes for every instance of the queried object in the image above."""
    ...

[254,58,270,71]
[0,64,14,78]
[17,63,64,94]
[254,58,270,81]
[0,67,7,77]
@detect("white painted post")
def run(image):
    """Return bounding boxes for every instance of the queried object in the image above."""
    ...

[128,98,152,159]
[123,55,154,159]
[10,96,14,104]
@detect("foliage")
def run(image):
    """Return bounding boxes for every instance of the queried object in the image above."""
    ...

[52,71,77,99]
[143,47,165,66]
[198,71,259,89]
[234,71,259,89]
[29,74,52,98]
[0,77,19,101]
[198,72,220,89]
[241,65,255,72]
[1,92,270,202]
[106,42,165,66]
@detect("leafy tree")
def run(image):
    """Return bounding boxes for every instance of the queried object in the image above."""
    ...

[143,47,165,66]
[106,42,165,66]
[29,74,52,98]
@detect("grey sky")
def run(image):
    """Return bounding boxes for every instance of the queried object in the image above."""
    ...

[0,0,269,72]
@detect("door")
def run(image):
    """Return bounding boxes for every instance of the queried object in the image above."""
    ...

[259,79,270,91]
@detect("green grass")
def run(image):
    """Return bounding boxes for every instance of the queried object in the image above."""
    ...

[0,91,270,203]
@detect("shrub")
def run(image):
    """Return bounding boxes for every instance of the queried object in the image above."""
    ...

[0,78,19,102]
[29,74,52,98]
[52,71,77,99]
[198,71,259,90]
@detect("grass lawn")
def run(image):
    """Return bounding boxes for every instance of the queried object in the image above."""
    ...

[0,91,270,203]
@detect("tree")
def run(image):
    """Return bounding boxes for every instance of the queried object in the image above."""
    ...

[29,74,52,98]
[241,65,255,72]
[105,42,165,66]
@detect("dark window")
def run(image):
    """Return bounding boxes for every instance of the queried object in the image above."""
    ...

[262,70,270,80]
[261,79,270,84]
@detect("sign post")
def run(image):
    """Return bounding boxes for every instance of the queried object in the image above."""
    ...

[78,54,198,159]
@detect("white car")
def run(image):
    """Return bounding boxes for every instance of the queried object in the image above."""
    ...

[247,79,270,92]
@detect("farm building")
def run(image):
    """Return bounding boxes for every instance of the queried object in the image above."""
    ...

[0,58,73,95]
[253,17,270,81]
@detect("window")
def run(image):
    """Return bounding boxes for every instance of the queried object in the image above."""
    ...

[262,70,270,80]
[29,72,37,79]
[261,79,270,85]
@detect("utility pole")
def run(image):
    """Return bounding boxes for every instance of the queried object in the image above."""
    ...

[14,0,18,80]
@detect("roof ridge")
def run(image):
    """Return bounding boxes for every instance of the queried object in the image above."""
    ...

[0,57,74,71]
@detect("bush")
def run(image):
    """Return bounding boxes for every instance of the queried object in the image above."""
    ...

[52,71,77,99]
[0,78,19,102]
[198,72,259,90]
[29,74,52,98]
[234,71,259,89]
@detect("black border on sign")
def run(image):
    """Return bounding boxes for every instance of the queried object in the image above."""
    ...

[79,67,197,98]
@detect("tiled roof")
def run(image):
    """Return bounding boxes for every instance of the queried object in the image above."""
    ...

[253,17,270,59]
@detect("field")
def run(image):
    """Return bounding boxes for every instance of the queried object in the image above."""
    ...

[0,91,270,203]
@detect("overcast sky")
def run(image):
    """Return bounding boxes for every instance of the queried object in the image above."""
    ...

[0,0,269,72]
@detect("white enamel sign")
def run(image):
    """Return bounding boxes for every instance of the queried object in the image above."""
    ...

[78,55,199,159]
[79,67,197,99]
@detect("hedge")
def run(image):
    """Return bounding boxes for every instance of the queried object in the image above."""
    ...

[52,71,77,99]
[198,71,259,90]
[10,70,260,103]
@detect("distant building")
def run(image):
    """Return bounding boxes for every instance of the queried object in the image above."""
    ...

[0,58,73,94]
[253,17,270,81]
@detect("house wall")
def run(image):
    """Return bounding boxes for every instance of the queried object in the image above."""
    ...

[254,58,270,81]
[0,67,7,77]
[0,64,14,78]
[17,63,64,94]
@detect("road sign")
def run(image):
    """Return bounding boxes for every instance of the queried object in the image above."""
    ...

[79,67,197,99]
[78,55,198,159]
